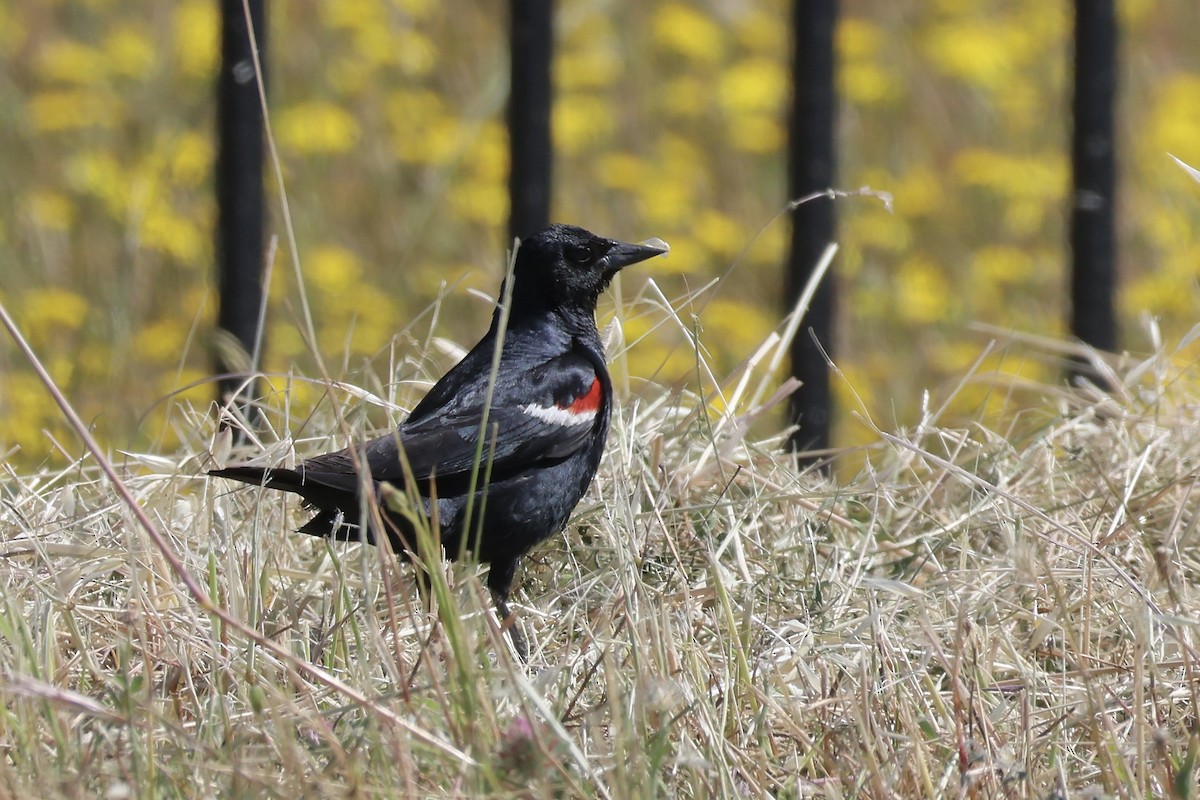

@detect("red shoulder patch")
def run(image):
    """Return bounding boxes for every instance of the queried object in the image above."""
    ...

[564,377,602,414]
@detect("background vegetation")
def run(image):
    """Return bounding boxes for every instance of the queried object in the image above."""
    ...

[2,0,1199,465]
[4,1,1200,796]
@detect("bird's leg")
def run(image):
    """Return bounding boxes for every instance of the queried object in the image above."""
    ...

[487,558,528,662]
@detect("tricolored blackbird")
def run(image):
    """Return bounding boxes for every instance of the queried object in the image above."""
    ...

[210,224,668,658]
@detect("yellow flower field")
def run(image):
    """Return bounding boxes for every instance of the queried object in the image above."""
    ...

[1,0,1198,465]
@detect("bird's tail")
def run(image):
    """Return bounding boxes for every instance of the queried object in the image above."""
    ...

[209,464,367,534]
[209,465,307,494]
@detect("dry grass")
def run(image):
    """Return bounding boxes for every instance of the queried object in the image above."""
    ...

[2,301,1200,798]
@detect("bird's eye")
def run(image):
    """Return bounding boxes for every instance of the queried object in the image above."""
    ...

[566,244,593,265]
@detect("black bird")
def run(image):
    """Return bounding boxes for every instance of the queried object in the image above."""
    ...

[210,224,668,658]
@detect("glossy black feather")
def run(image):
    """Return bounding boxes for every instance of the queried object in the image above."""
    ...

[210,224,667,656]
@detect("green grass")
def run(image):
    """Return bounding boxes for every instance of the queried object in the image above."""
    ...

[2,298,1199,798]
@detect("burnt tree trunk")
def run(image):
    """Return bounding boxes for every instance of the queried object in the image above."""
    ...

[215,0,266,424]
[1069,0,1118,385]
[786,0,838,457]
[508,0,554,245]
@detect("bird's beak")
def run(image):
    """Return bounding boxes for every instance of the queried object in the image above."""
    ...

[600,237,670,274]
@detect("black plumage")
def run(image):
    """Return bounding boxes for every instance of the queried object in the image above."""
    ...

[211,224,667,657]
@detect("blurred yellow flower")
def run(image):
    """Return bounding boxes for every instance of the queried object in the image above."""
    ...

[308,245,363,295]
[134,318,189,365]
[733,9,787,54]
[1141,207,1194,253]
[65,151,129,216]
[38,39,105,85]
[463,121,508,182]
[321,0,385,30]
[701,298,774,361]
[595,152,648,192]
[269,323,306,362]
[29,90,122,132]
[953,148,1066,201]
[1119,0,1154,26]
[726,115,782,154]
[840,62,900,107]
[394,29,438,78]
[1002,198,1048,237]
[174,0,218,79]
[657,75,709,119]
[449,178,508,227]
[892,167,941,218]
[718,58,786,115]
[386,91,462,164]
[169,132,213,187]
[923,21,1028,90]
[104,25,156,77]
[29,191,75,232]
[642,232,703,275]
[558,48,621,91]
[852,207,912,253]
[837,18,885,60]
[652,3,725,65]
[1146,74,1200,164]
[691,211,745,259]
[636,181,694,230]
[1,374,59,452]
[142,206,205,263]
[1124,251,1200,318]
[553,94,614,155]
[277,102,361,155]
[348,21,436,77]
[973,245,1034,287]
[896,256,950,324]
[23,288,89,337]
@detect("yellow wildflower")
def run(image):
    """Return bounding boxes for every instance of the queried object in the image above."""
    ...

[174,0,219,79]
[38,39,105,85]
[308,245,363,296]
[652,3,725,65]
[557,48,621,91]
[23,288,89,338]
[725,114,782,154]
[449,179,507,227]
[277,102,361,155]
[595,152,649,192]
[691,211,745,259]
[104,25,156,78]
[169,132,213,187]
[837,18,885,60]
[142,206,205,263]
[29,90,123,132]
[1146,74,1200,164]
[718,58,786,115]
[134,319,189,365]
[896,256,951,324]
[553,94,614,155]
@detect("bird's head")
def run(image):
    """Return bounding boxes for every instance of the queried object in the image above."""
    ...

[507,224,669,316]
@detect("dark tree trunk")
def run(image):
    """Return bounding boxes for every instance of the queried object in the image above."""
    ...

[787,0,838,457]
[216,0,267,422]
[1069,0,1118,385]
[507,0,554,245]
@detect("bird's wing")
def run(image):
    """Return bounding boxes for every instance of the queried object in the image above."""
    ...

[299,350,606,492]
